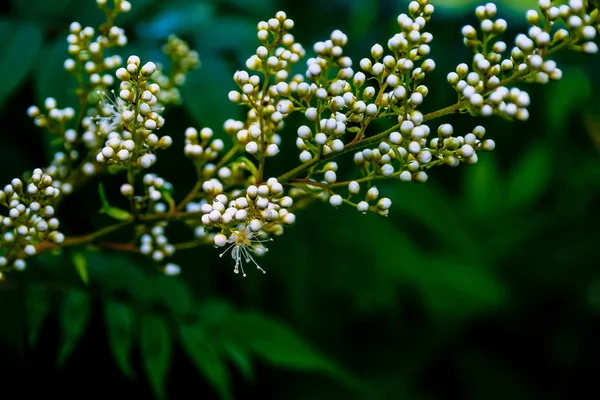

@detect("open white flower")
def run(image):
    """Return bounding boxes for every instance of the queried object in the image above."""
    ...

[219,225,272,277]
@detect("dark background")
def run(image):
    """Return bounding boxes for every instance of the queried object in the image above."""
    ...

[1,0,600,399]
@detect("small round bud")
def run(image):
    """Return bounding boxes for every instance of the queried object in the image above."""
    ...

[329,194,343,207]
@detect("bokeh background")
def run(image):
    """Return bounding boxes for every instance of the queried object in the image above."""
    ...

[1,0,600,398]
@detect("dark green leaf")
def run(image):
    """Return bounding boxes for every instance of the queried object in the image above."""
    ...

[25,284,51,347]
[411,258,508,317]
[56,289,91,366]
[195,17,258,55]
[141,314,172,400]
[146,274,193,316]
[179,324,232,400]
[463,154,502,218]
[348,0,378,37]
[546,68,592,132]
[224,0,274,15]
[392,183,478,259]
[0,19,43,109]
[72,252,89,285]
[181,57,240,128]
[135,1,214,39]
[98,183,132,221]
[506,145,552,208]
[236,156,259,177]
[12,0,73,21]
[35,37,78,109]
[224,343,254,382]
[222,312,354,385]
[104,300,135,379]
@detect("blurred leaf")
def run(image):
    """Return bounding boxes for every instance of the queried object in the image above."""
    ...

[56,289,91,366]
[224,0,274,15]
[35,37,78,109]
[348,0,378,37]
[222,312,355,384]
[587,278,600,310]
[392,183,478,259]
[0,19,43,109]
[26,284,51,347]
[104,300,135,379]
[413,258,508,317]
[434,0,535,19]
[135,1,214,39]
[506,145,552,208]
[141,314,172,400]
[224,343,254,382]
[194,17,258,64]
[87,252,151,304]
[98,183,132,221]
[546,68,592,131]
[180,324,232,400]
[12,0,73,21]
[463,154,502,218]
[72,252,89,285]
[146,274,193,315]
[181,57,239,128]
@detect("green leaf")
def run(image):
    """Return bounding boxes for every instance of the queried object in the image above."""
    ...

[506,145,552,208]
[463,154,502,218]
[0,19,43,109]
[224,343,254,382]
[72,252,89,285]
[98,183,132,221]
[224,0,274,15]
[12,0,73,20]
[179,324,232,400]
[104,300,135,379]
[141,314,172,400]
[411,258,508,317]
[546,68,592,132]
[181,57,240,128]
[146,274,193,316]
[35,37,78,109]
[56,289,91,366]
[135,1,214,39]
[348,0,378,37]
[25,284,51,348]
[236,156,258,177]
[222,313,353,384]
[392,183,477,258]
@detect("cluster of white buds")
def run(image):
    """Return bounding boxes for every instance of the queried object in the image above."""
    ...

[4,0,598,282]
[0,169,64,272]
[185,178,295,276]
[451,0,599,121]
[139,222,179,275]
[183,127,224,164]
[226,11,305,159]
[329,181,393,217]
[27,99,76,131]
[152,35,201,105]
[291,1,435,164]
[433,124,495,167]
[64,9,128,90]
[26,101,80,189]
[94,56,171,169]
[120,173,173,214]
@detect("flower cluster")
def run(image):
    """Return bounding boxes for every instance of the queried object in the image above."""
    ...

[153,35,200,105]
[0,170,64,273]
[94,56,172,171]
[185,178,295,276]
[1,0,599,279]
[451,0,598,122]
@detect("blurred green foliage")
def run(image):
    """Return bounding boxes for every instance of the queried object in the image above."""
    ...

[1,0,600,399]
